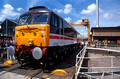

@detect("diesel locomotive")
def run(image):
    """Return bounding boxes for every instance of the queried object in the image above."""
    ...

[8,6,80,67]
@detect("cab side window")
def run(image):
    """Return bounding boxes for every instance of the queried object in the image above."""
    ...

[59,18,63,35]
[50,13,59,34]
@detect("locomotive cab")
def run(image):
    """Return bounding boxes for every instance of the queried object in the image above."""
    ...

[16,11,50,47]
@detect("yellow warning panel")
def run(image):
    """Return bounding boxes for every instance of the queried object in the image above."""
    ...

[3,60,13,66]
[51,69,68,76]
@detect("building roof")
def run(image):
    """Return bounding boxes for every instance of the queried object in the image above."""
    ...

[91,26,120,32]
[0,21,2,25]
[1,18,18,25]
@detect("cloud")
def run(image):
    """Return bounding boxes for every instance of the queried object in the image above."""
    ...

[103,12,113,20]
[53,8,63,13]
[81,29,84,32]
[117,12,120,15]
[0,4,20,21]
[65,17,71,22]
[74,20,82,24]
[17,8,23,11]
[53,4,72,14]
[63,4,72,14]
[2,4,20,16]
[81,16,86,19]
[58,9,63,13]
[81,4,96,14]
[81,4,103,14]
[0,15,6,21]
[82,33,87,37]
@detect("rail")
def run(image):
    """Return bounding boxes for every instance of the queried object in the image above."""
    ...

[75,45,87,79]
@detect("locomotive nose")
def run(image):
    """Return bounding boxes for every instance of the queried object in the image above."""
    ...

[32,47,42,60]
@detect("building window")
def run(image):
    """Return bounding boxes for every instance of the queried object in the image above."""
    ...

[109,34,114,36]
[98,34,102,36]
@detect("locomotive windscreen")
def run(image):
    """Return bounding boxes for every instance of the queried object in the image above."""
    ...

[18,13,49,25]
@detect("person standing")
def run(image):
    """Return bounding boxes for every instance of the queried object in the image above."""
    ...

[0,45,3,61]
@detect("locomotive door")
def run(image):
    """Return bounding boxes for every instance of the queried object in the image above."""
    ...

[59,18,63,46]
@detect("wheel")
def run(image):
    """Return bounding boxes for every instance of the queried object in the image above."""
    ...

[17,53,26,66]
[47,57,55,66]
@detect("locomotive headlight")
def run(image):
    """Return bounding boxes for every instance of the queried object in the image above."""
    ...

[32,47,42,60]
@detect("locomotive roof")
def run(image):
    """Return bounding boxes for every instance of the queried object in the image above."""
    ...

[20,6,79,34]
[29,6,48,11]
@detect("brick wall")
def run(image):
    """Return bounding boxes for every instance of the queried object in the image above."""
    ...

[93,28,120,36]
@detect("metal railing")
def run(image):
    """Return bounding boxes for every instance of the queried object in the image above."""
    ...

[75,45,87,79]
[78,56,120,79]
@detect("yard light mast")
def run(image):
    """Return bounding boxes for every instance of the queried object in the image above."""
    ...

[96,0,100,27]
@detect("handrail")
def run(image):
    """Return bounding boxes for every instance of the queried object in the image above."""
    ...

[75,45,87,79]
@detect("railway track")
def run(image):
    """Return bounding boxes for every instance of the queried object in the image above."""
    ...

[0,63,44,79]
[0,64,21,76]
[29,69,43,79]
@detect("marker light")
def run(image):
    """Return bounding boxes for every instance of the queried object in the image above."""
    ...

[29,39,33,45]
[29,41,32,44]
[17,30,18,34]
[33,32,36,36]
[22,32,24,36]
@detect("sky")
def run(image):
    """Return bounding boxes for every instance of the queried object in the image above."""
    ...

[0,0,120,37]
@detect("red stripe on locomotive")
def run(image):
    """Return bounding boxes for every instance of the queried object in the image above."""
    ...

[50,35,76,40]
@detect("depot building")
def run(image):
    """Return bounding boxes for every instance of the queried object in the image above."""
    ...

[91,26,120,47]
